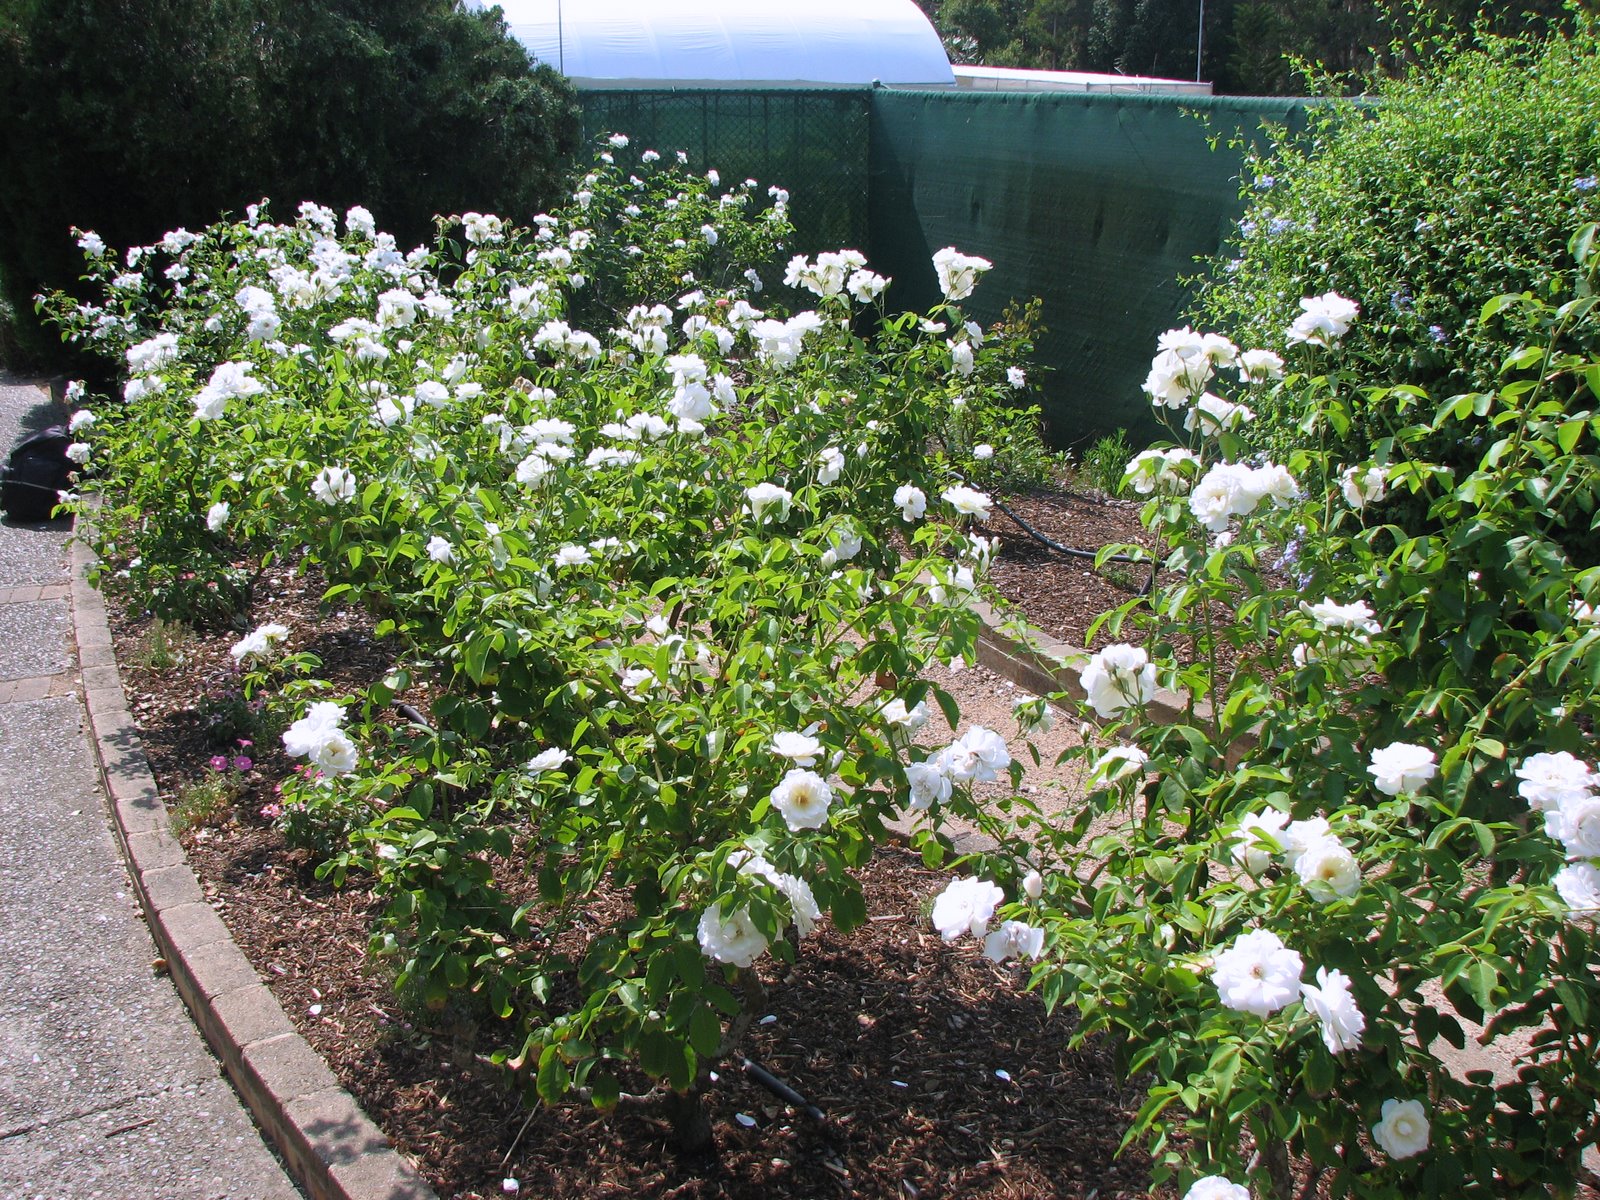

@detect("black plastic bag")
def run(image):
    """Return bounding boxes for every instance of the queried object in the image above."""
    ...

[0,425,73,521]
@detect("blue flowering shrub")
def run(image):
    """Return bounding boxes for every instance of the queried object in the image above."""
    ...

[45,143,1050,1140]
[1197,21,1600,549]
[941,229,1600,1197]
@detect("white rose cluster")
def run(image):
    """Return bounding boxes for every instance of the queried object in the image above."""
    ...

[931,246,992,302]
[1517,751,1600,915]
[1123,447,1200,496]
[1187,461,1300,533]
[930,876,1042,964]
[1209,927,1365,1055]
[902,725,1012,812]
[697,848,824,968]
[281,700,358,777]
[1078,643,1156,718]
[1228,807,1362,903]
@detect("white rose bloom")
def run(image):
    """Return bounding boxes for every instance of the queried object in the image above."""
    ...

[769,768,834,831]
[973,443,994,460]
[1231,808,1290,875]
[65,442,91,464]
[311,729,358,776]
[1007,366,1026,389]
[931,876,1004,941]
[553,544,591,568]
[1515,751,1595,812]
[771,731,822,767]
[1022,869,1043,900]
[1293,838,1362,901]
[1125,447,1200,496]
[1211,927,1304,1016]
[1554,862,1600,915]
[949,340,975,377]
[311,466,356,505]
[941,725,1011,784]
[905,760,953,810]
[1367,742,1437,797]
[941,485,992,521]
[1187,461,1249,532]
[426,535,454,563]
[229,622,289,662]
[1013,696,1054,735]
[1340,465,1387,509]
[206,501,230,533]
[1287,291,1361,348]
[1283,816,1331,860]
[193,360,266,421]
[696,904,768,968]
[68,407,94,432]
[932,247,993,302]
[1549,791,1600,859]
[775,872,822,937]
[1182,1178,1251,1200]
[1183,392,1255,436]
[894,484,927,522]
[743,482,793,524]
[881,698,931,732]
[982,919,1045,963]
[1300,966,1364,1054]
[1243,463,1300,508]
[1143,348,1209,408]
[525,747,571,775]
[126,332,180,373]
[817,446,845,485]
[1078,643,1156,718]
[1371,1098,1430,1160]
[1236,349,1285,383]
[1088,743,1147,787]
[1301,597,1381,637]
[414,380,450,410]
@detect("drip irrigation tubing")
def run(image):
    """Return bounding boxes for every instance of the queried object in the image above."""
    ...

[990,495,1158,597]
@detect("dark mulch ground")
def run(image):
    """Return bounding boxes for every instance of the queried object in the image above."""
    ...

[983,488,1155,652]
[104,495,1161,1200]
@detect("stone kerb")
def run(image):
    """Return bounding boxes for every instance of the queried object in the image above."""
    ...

[68,532,437,1200]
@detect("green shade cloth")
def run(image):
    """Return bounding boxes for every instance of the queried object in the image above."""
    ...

[579,87,1314,447]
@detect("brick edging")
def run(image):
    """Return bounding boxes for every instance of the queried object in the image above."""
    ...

[67,534,437,1200]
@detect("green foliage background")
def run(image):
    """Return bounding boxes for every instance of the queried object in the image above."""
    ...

[0,0,579,368]
[1193,21,1600,552]
[914,0,1573,93]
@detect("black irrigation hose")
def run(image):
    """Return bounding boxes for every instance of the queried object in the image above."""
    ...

[741,1057,826,1123]
[393,701,433,731]
[990,495,1159,598]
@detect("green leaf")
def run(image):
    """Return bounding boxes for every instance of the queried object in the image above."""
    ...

[688,1004,723,1058]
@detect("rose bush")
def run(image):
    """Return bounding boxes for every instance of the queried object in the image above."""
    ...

[941,227,1600,1195]
[47,142,1049,1139]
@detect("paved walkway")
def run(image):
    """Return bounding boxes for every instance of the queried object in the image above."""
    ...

[0,379,301,1200]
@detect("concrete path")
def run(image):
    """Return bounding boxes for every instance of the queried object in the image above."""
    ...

[0,379,301,1200]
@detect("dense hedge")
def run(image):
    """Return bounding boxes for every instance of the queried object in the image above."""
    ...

[1194,22,1600,522]
[0,0,579,368]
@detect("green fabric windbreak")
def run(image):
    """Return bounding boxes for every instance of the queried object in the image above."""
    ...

[868,89,1312,448]
[579,89,873,258]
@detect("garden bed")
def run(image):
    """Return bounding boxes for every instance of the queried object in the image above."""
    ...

[105,538,1154,1200]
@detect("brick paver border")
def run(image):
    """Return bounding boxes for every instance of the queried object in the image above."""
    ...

[67,534,436,1200]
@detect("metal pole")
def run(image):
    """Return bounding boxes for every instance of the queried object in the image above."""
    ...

[1195,0,1204,83]
[558,0,565,74]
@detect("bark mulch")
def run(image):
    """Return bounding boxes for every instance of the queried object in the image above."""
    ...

[104,499,1160,1200]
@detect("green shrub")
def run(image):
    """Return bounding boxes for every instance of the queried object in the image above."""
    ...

[1195,21,1600,541]
[0,0,579,368]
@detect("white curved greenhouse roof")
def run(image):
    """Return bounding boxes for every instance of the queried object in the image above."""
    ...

[474,0,956,89]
